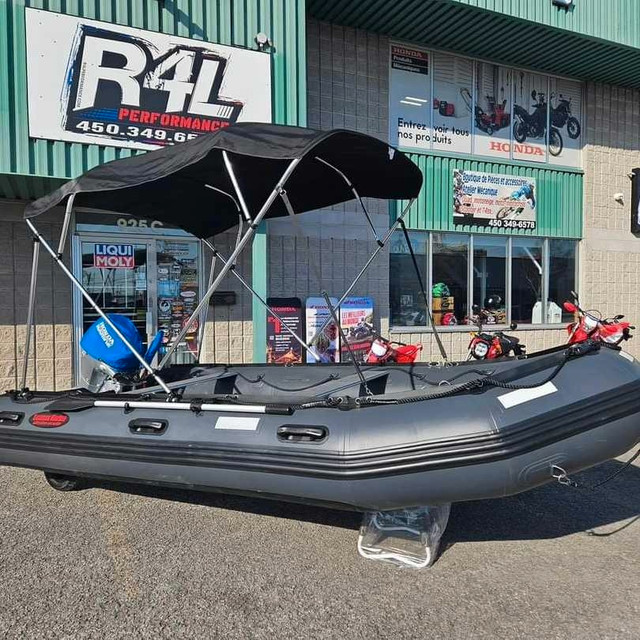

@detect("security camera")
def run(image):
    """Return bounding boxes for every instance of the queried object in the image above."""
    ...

[552,0,573,8]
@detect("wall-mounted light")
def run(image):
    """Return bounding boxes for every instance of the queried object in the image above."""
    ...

[255,32,272,51]
[613,192,625,205]
[552,0,574,9]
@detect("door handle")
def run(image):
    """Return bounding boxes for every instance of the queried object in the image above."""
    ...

[277,425,328,443]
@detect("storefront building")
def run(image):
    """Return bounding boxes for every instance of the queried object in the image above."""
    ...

[2,0,640,389]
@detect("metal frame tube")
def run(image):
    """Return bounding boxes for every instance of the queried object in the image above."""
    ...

[56,194,76,257]
[26,219,173,395]
[158,157,302,369]
[202,239,320,362]
[223,150,253,224]
[315,156,381,244]
[20,238,40,390]
[304,198,416,350]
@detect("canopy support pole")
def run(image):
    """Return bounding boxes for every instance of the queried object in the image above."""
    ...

[197,250,217,362]
[315,156,382,246]
[302,198,416,352]
[223,150,253,225]
[197,217,244,361]
[25,219,174,396]
[202,239,320,363]
[158,157,302,370]
[19,237,40,391]
[399,219,448,361]
[57,194,76,258]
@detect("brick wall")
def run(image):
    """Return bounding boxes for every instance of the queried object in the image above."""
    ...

[0,202,73,391]
[581,83,640,358]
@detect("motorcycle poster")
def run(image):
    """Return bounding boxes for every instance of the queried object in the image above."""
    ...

[432,52,473,154]
[472,63,512,160]
[548,77,582,167]
[305,297,340,364]
[339,297,374,363]
[512,72,549,163]
[453,169,537,230]
[266,297,303,365]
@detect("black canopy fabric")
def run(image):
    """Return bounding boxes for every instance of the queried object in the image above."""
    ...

[24,123,423,239]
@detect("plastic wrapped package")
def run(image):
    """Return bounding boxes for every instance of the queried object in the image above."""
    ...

[357,504,451,569]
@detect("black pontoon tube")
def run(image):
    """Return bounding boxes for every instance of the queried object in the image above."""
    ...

[20,237,40,391]
[201,239,321,362]
[302,199,416,353]
[25,218,174,395]
[158,157,302,369]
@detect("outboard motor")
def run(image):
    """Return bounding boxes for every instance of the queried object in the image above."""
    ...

[80,314,162,392]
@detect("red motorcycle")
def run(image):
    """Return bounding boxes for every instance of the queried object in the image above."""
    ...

[366,336,423,364]
[466,306,525,360]
[563,292,634,346]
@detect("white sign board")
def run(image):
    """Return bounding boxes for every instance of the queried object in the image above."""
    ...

[453,170,537,230]
[25,8,272,150]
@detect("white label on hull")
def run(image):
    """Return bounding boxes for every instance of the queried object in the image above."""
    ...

[215,417,261,431]
[497,382,558,409]
[619,350,635,362]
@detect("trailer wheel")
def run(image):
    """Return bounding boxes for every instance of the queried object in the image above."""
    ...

[44,472,84,492]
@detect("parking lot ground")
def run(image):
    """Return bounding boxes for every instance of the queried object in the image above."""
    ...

[0,451,638,639]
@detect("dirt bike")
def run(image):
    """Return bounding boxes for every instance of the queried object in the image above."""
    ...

[563,292,634,346]
[366,335,423,364]
[550,93,581,139]
[513,90,563,156]
[466,307,525,360]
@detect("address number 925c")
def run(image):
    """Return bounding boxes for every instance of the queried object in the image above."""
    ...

[116,218,164,229]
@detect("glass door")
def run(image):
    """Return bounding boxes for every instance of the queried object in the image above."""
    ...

[73,232,203,384]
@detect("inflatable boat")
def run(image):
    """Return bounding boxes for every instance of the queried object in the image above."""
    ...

[0,123,638,510]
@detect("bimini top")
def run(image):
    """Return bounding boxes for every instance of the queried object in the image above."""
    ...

[24,123,423,238]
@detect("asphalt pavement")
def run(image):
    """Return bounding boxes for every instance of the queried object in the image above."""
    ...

[0,452,638,639]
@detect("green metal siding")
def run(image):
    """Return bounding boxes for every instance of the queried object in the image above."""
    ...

[451,0,640,49]
[0,0,307,181]
[308,0,640,88]
[399,155,583,239]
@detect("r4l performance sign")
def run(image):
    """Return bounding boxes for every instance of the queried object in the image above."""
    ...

[25,8,271,150]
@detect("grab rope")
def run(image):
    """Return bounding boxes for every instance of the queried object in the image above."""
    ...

[233,371,340,393]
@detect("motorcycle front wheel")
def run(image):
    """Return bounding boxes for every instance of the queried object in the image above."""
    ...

[567,117,581,139]
[496,207,512,220]
[513,119,527,143]
[549,128,563,156]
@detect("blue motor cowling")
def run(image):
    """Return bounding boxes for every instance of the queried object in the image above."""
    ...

[81,314,144,373]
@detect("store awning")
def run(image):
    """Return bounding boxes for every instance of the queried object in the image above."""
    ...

[308,0,640,88]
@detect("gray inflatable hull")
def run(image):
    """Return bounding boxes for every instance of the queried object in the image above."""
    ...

[0,345,639,510]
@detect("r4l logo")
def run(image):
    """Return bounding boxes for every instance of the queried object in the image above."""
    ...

[69,27,243,120]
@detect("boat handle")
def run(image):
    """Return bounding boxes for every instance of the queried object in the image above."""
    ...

[129,418,168,435]
[277,425,328,443]
[0,411,24,426]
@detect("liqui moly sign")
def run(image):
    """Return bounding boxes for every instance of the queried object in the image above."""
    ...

[25,9,271,150]
[94,244,135,269]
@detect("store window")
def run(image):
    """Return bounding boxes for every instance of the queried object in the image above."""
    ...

[432,233,469,325]
[473,236,507,323]
[389,232,578,328]
[389,232,428,327]
[511,238,544,324]
[548,239,578,323]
